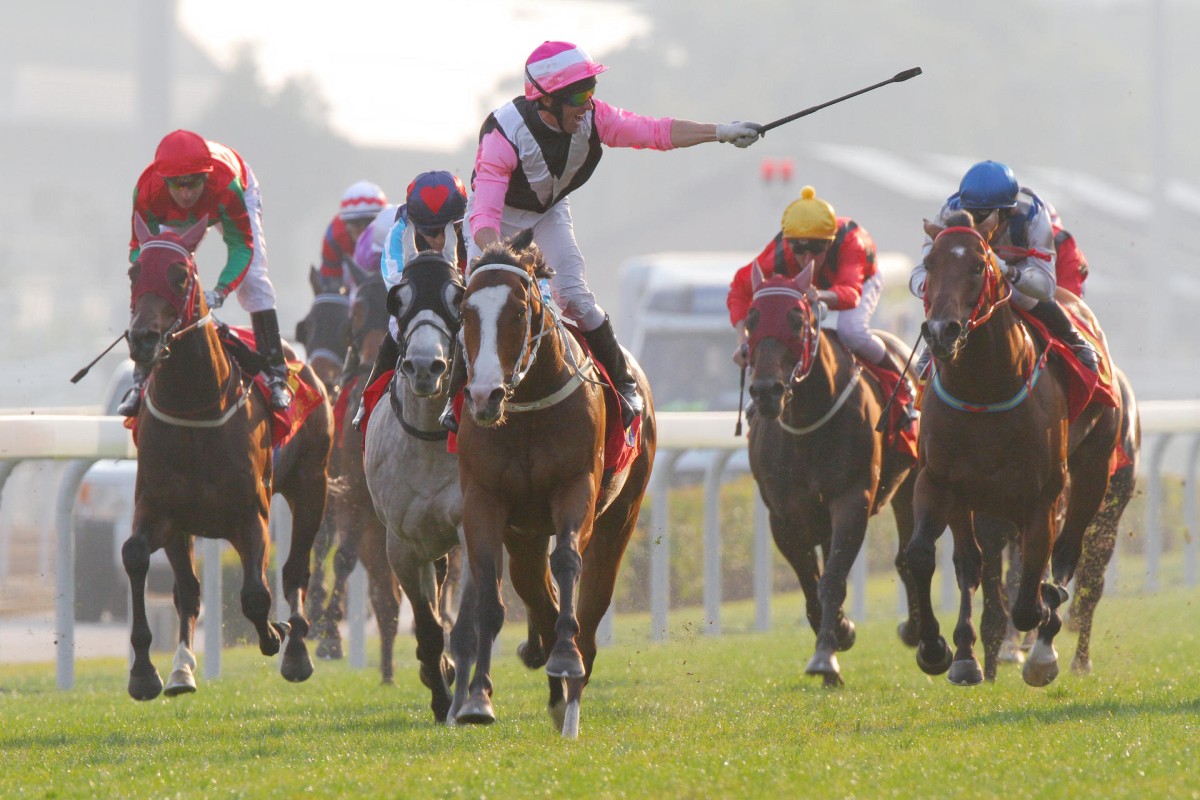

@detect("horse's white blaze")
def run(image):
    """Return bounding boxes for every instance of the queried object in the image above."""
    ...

[952,245,966,258]
[466,285,510,406]
[561,699,580,739]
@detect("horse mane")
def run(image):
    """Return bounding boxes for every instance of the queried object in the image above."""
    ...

[471,229,552,281]
[945,209,975,228]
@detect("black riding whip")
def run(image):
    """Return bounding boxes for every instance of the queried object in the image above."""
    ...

[70,331,128,384]
[874,330,925,434]
[734,359,748,437]
[751,67,923,135]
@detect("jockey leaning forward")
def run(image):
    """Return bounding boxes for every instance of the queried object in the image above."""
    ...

[438,39,765,433]
[727,184,917,428]
[317,180,389,294]
[909,159,1099,373]
[351,170,469,430]
[123,129,292,414]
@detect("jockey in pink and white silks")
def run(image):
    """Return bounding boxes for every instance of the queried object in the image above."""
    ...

[443,40,764,431]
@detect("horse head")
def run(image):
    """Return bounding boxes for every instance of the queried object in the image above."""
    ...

[127,214,208,367]
[388,252,465,397]
[348,270,391,381]
[920,210,1007,363]
[460,228,548,426]
[294,266,350,392]
[745,262,819,420]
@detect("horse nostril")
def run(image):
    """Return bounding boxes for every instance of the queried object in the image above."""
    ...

[488,387,505,407]
[400,359,416,376]
[130,330,159,353]
[429,360,446,377]
[945,321,963,340]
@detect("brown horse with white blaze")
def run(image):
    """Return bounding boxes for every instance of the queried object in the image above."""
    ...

[123,216,332,700]
[451,231,655,738]
[909,211,1120,687]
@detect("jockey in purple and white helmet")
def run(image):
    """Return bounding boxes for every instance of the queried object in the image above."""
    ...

[442,40,765,432]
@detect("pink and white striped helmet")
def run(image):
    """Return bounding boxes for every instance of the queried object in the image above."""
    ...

[523,41,608,100]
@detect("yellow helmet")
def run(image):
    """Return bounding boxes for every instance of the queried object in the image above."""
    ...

[781,185,836,240]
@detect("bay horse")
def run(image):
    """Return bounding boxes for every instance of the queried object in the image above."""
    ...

[123,216,332,700]
[305,269,401,682]
[293,265,350,393]
[908,210,1121,687]
[363,252,466,721]
[452,231,656,738]
[744,262,919,687]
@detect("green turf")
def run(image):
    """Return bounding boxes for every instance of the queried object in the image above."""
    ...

[2,585,1198,799]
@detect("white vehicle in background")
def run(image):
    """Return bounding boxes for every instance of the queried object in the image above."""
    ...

[616,250,917,413]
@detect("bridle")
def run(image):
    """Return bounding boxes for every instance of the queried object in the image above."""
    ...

[131,239,213,366]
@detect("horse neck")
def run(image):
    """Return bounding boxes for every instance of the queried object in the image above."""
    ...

[937,304,1033,401]
[149,323,235,411]
[782,331,842,422]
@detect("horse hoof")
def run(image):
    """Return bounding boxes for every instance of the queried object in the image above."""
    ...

[517,639,547,669]
[164,669,197,697]
[948,658,984,686]
[545,643,585,679]
[998,639,1027,665]
[128,669,164,701]
[456,695,496,725]
[805,652,842,685]
[316,638,343,661]
[431,691,453,724]
[896,620,920,649]
[1070,655,1092,676]
[916,637,953,675]
[1022,641,1059,687]
[560,699,581,739]
[549,698,567,732]
[281,653,314,683]
[836,619,856,652]
[1041,582,1069,608]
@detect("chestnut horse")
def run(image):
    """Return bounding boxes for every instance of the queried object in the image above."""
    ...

[745,262,919,686]
[364,252,466,721]
[451,232,656,738]
[909,211,1120,687]
[305,270,402,681]
[123,216,332,700]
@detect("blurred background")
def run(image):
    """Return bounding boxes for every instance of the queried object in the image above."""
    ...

[2,0,1197,410]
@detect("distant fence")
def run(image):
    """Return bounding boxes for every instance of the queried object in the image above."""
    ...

[2,404,1198,689]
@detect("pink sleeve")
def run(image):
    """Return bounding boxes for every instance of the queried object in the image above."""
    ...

[592,100,675,151]
[468,129,518,240]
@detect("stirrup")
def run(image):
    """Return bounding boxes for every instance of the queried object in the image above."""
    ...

[439,401,458,434]
[351,402,367,432]
[267,378,292,410]
[617,385,643,429]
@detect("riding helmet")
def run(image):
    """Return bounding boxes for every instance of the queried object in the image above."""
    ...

[781,186,837,240]
[339,180,388,222]
[154,130,214,177]
[958,160,1019,209]
[523,41,607,100]
[405,171,468,229]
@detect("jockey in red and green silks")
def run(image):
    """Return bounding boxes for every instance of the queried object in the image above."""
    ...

[121,129,292,415]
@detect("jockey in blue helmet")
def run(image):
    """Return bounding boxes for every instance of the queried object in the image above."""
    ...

[910,160,1099,372]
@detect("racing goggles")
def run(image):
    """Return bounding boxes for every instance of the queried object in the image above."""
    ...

[164,174,205,190]
[554,87,595,108]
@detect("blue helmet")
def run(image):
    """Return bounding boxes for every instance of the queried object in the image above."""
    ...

[405,171,468,230]
[958,160,1019,209]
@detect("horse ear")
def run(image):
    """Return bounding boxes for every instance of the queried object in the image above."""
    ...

[751,261,765,292]
[177,215,209,252]
[923,218,944,239]
[309,265,321,294]
[509,228,535,253]
[133,213,153,246]
[794,262,814,292]
[294,318,310,344]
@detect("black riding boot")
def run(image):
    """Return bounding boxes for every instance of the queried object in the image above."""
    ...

[582,315,643,429]
[352,333,400,431]
[438,347,468,433]
[876,350,918,430]
[1028,300,1099,372]
[251,309,293,409]
[116,362,150,417]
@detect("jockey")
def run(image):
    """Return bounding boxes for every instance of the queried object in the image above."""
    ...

[351,171,468,430]
[727,185,917,427]
[122,129,292,415]
[442,39,764,432]
[317,180,389,293]
[909,160,1099,372]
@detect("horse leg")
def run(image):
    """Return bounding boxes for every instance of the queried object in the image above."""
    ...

[447,556,478,724]
[456,492,507,725]
[439,545,463,624]
[890,472,922,648]
[121,518,164,700]
[308,506,340,659]
[363,519,400,686]
[766,510,821,637]
[906,468,954,675]
[947,511,984,686]
[161,536,201,696]
[278,486,327,683]
[231,519,285,658]
[1069,465,1132,674]
[998,540,1027,664]
[321,515,362,659]
[506,536,557,671]
[1016,498,1062,687]
[389,535,454,722]
[976,521,1009,682]
[807,494,868,687]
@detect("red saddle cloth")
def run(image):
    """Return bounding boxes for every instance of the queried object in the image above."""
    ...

[857,359,919,461]
[125,327,322,450]
[355,369,394,445]
[1012,306,1119,422]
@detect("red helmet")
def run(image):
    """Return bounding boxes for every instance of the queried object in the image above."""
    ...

[405,171,468,229]
[153,130,214,178]
[523,41,607,101]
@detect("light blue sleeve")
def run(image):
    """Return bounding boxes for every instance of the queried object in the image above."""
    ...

[382,209,408,288]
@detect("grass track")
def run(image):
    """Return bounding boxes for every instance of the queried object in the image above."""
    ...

[1,586,1198,799]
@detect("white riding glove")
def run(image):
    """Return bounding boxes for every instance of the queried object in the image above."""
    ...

[715,122,763,149]
[204,287,227,309]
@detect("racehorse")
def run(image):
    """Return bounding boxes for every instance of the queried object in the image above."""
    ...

[908,210,1121,687]
[293,266,350,393]
[305,269,402,682]
[363,252,466,721]
[744,262,919,687]
[123,216,332,700]
[451,231,656,738]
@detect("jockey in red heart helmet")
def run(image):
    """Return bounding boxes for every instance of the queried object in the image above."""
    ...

[317,180,389,293]
[909,160,1099,372]
[447,40,765,432]
[728,185,917,428]
[123,129,292,415]
[351,170,469,431]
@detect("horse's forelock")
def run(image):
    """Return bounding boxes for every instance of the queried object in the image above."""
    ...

[945,209,974,228]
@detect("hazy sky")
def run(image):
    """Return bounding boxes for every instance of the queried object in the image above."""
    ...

[178,0,649,151]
